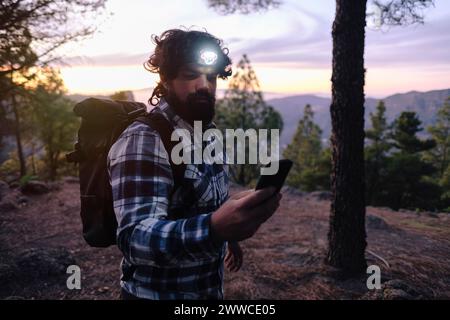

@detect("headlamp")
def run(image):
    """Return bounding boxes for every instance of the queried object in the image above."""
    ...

[198,49,218,66]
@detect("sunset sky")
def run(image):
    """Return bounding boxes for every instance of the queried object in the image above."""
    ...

[56,0,450,100]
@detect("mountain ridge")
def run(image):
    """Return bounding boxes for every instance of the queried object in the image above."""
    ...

[265,88,450,147]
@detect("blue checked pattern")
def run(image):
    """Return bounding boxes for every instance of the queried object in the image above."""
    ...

[107,99,229,299]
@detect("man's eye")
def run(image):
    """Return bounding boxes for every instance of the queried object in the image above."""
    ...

[184,72,199,79]
[207,74,218,81]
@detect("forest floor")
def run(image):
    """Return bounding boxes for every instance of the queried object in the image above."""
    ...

[0,179,449,300]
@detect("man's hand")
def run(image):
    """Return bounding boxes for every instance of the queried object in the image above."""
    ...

[210,187,282,242]
[229,189,253,200]
[225,241,243,272]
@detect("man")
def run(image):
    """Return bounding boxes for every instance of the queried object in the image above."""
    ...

[108,29,282,300]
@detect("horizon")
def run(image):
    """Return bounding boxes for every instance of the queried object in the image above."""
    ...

[67,86,450,104]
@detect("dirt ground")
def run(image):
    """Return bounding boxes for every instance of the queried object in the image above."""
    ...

[0,180,449,300]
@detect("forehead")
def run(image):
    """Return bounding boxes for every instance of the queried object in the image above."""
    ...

[178,63,219,76]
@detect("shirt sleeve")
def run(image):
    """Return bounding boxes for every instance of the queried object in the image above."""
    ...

[107,123,224,267]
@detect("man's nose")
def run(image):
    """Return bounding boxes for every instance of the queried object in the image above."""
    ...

[195,74,209,91]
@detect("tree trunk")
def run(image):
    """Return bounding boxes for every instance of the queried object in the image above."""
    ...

[31,142,37,175]
[50,150,60,181]
[12,94,27,178]
[327,0,368,275]
[47,144,57,181]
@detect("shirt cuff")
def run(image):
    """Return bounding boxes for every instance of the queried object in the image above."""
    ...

[204,212,226,252]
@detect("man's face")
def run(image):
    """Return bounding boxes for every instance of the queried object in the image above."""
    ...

[165,63,218,126]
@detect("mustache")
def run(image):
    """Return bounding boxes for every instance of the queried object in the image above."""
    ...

[186,90,216,104]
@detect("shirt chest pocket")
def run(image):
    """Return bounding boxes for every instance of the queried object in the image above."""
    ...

[184,163,228,209]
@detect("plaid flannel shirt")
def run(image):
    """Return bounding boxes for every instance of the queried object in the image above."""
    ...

[107,99,229,300]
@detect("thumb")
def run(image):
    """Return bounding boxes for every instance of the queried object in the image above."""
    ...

[236,187,276,209]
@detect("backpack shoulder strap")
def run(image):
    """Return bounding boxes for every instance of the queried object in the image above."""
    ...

[135,112,186,191]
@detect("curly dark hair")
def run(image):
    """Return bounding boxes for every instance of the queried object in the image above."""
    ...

[144,28,232,106]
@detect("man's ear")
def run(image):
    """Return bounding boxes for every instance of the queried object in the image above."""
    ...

[161,78,170,90]
[163,80,173,92]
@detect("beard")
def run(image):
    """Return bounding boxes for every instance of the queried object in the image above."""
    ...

[166,89,216,126]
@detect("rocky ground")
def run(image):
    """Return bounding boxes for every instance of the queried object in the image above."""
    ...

[0,179,449,300]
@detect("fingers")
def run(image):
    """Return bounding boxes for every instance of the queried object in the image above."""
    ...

[225,252,243,272]
[232,193,282,241]
[225,259,231,271]
[225,244,244,272]
[230,189,253,200]
[247,192,282,223]
[231,257,242,272]
[225,252,234,271]
[236,187,276,209]
[225,251,232,264]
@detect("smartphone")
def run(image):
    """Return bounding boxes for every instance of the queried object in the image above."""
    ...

[255,159,293,194]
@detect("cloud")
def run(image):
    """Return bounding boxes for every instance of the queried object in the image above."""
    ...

[57,52,149,68]
[233,15,450,70]
[56,5,450,73]
[365,17,450,67]
[228,2,332,68]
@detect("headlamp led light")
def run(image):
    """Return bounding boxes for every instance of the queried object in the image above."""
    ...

[198,49,218,66]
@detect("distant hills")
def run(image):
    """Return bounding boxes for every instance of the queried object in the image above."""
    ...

[266,89,450,147]
[67,88,450,148]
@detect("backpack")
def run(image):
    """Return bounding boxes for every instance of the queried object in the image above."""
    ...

[66,98,186,247]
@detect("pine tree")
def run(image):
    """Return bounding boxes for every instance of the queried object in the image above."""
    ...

[424,97,450,178]
[382,112,440,210]
[26,68,79,180]
[326,0,368,274]
[365,101,392,205]
[440,165,450,212]
[284,104,327,191]
[424,97,450,210]
[215,54,283,186]
[391,112,436,154]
